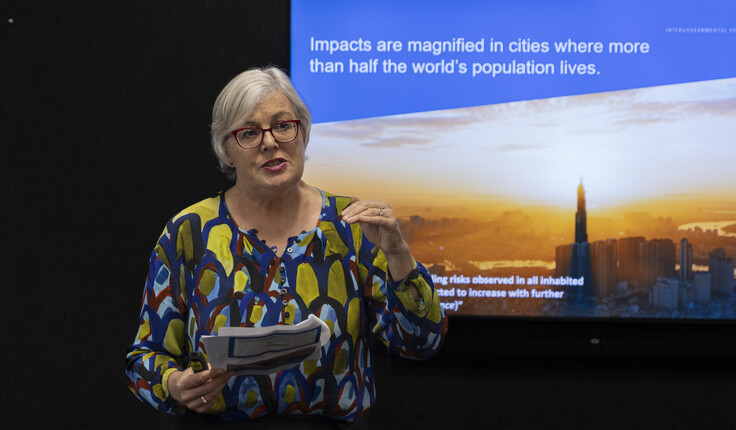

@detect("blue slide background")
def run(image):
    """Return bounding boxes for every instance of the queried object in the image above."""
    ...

[292,0,736,123]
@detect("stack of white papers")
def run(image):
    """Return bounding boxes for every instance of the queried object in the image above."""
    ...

[201,314,331,375]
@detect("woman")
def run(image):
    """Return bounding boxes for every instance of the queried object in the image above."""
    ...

[125,67,448,427]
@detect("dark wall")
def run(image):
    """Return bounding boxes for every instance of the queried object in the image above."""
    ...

[4,1,736,428]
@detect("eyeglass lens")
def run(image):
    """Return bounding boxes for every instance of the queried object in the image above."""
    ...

[236,121,298,148]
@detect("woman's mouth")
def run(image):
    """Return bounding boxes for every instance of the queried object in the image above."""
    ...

[262,158,287,172]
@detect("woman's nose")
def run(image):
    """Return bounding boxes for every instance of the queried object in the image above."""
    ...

[260,130,279,151]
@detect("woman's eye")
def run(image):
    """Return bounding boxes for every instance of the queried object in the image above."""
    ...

[274,122,291,131]
[242,129,261,139]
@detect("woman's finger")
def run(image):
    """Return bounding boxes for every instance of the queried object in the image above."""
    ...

[194,375,232,412]
[342,200,392,223]
[179,367,224,389]
[179,369,232,410]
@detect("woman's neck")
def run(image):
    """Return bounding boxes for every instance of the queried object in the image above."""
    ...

[224,181,321,250]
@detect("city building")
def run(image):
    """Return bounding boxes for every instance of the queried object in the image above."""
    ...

[709,248,735,295]
[679,238,693,281]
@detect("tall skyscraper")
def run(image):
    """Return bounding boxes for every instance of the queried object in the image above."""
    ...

[575,178,588,243]
[568,180,594,306]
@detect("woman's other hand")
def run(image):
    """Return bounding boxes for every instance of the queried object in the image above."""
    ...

[168,366,233,413]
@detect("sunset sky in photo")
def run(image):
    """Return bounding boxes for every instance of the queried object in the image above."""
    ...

[304,78,736,211]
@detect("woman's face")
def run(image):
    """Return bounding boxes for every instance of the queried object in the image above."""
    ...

[226,91,306,197]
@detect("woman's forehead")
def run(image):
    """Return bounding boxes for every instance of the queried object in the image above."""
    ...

[256,92,294,114]
[246,92,296,123]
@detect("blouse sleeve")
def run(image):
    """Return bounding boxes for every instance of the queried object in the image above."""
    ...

[125,219,192,414]
[356,227,449,360]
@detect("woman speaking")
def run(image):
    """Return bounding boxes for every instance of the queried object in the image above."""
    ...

[125,67,448,428]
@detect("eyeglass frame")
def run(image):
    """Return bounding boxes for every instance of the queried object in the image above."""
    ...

[229,119,302,149]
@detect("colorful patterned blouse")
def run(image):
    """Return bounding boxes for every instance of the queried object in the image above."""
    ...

[125,190,448,421]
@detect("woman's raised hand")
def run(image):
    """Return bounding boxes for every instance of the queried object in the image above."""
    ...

[341,197,414,281]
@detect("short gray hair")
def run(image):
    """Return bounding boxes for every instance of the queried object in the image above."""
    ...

[210,67,312,180]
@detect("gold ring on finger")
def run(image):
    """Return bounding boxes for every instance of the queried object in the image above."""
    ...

[200,396,208,405]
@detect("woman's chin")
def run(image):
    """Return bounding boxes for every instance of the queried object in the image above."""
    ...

[254,174,302,194]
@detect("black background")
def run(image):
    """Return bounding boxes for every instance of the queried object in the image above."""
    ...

[3,1,736,428]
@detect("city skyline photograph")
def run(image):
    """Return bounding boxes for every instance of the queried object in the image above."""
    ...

[303,77,736,319]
